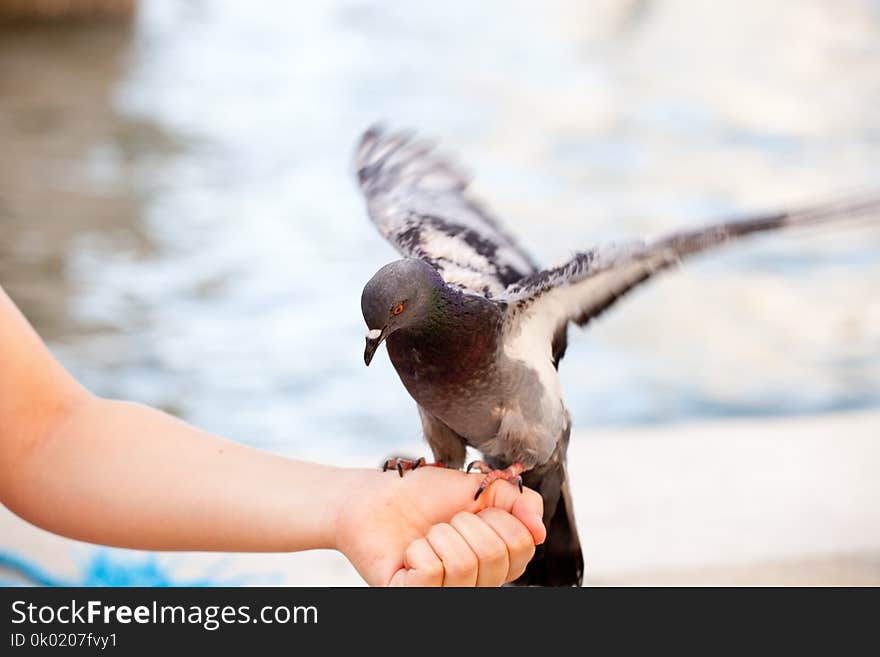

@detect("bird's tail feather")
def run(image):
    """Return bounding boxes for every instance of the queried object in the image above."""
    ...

[513,457,583,586]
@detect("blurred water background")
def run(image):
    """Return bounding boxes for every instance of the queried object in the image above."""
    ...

[1,0,879,470]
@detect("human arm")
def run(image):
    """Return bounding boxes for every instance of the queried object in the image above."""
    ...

[0,286,544,585]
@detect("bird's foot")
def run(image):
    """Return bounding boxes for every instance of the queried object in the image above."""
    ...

[467,461,525,500]
[381,456,443,477]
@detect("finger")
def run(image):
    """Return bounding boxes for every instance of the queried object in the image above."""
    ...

[401,537,444,587]
[476,482,546,545]
[478,507,537,582]
[510,488,546,545]
[449,512,510,587]
[425,523,478,587]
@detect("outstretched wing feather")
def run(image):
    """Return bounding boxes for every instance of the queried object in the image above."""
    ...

[355,127,538,296]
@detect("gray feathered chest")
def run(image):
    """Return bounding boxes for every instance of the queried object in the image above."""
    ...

[386,295,509,442]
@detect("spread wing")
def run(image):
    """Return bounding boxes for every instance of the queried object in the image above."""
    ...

[499,195,880,351]
[354,127,538,297]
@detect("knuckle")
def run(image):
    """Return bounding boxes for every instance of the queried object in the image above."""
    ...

[445,553,478,579]
[482,543,509,567]
[522,489,544,511]
[509,560,528,580]
[512,533,535,556]
[424,560,444,580]
[427,523,453,542]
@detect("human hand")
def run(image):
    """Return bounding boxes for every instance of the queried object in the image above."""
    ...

[334,466,546,586]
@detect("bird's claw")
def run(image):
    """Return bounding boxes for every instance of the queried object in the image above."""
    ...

[382,456,440,477]
[469,462,525,500]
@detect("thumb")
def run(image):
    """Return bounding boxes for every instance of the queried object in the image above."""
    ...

[475,481,546,545]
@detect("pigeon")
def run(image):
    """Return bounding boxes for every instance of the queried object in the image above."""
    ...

[354,126,879,586]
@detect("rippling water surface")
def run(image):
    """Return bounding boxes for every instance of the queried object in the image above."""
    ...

[1,0,879,461]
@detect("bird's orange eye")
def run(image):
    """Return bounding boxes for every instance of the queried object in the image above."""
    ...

[392,303,405,316]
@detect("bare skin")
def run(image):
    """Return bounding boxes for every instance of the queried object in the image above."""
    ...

[0,286,545,587]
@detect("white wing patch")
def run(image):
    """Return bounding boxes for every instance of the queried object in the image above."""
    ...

[438,262,507,296]
[499,299,568,465]
[419,225,494,273]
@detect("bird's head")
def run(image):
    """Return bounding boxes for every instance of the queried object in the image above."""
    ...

[361,258,441,366]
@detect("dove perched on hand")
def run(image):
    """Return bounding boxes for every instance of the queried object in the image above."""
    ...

[354,126,880,586]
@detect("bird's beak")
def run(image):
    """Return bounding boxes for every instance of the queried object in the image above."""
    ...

[364,328,385,366]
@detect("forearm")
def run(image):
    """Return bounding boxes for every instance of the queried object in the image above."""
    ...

[3,394,375,553]
[0,286,380,552]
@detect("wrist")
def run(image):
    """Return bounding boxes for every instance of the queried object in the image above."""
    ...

[325,466,387,554]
